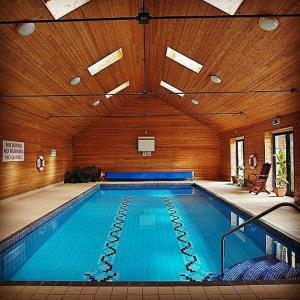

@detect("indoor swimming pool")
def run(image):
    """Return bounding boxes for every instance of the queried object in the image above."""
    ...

[0,184,299,282]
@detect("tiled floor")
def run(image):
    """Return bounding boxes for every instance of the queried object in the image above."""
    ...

[195,181,300,243]
[1,180,300,299]
[1,283,300,299]
[0,183,98,241]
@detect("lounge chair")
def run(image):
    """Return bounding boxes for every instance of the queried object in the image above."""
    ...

[248,163,272,195]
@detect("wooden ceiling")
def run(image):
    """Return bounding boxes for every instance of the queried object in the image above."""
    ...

[0,0,299,132]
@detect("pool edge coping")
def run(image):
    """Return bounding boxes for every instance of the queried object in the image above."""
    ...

[0,181,299,285]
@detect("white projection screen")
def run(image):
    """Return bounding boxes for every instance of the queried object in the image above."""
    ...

[138,137,155,152]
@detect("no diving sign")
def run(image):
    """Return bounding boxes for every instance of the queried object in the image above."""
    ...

[2,140,24,162]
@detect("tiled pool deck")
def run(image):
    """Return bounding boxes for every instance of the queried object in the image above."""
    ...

[1,283,300,300]
[0,180,300,299]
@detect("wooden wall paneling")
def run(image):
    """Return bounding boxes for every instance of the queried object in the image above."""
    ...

[73,99,221,179]
[0,104,74,200]
[220,112,300,201]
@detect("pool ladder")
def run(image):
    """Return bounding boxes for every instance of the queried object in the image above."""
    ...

[221,202,300,277]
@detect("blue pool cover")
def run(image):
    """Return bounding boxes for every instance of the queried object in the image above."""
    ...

[106,171,193,180]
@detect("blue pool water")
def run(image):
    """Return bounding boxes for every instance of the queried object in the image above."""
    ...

[0,184,299,282]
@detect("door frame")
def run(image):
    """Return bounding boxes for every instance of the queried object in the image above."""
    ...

[272,131,294,196]
[235,139,244,177]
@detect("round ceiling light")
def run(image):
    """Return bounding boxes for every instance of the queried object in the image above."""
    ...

[210,75,222,84]
[69,77,81,85]
[92,100,100,106]
[259,17,279,31]
[191,99,199,105]
[16,23,35,36]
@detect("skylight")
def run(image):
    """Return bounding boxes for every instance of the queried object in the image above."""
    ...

[44,0,90,20]
[105,81,130,99]
[88,48,123,76]
[160,80,185,97]
[166,47,203,73]
[203,0,244,15]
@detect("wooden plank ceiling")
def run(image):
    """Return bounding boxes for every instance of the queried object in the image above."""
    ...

[0,0,299,133]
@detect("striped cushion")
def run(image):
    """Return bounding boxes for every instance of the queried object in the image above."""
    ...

[263,261,290,280]
[243,260,274,281]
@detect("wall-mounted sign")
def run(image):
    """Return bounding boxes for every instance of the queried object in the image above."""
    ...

[2,140,24,162]
[51,148,57,157]
[142,151,152,157]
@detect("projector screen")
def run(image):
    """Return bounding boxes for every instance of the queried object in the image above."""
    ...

[138,137,155,152]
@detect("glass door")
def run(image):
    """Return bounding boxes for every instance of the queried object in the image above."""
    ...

[236,139,244,177]
[273,132,294,196]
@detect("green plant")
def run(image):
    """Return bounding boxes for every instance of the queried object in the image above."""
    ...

[273,149,288,188]
[237,166,246,187]
[64,165,101,183]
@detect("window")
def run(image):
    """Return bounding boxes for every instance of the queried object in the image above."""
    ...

[236,139,244,177]
[273,131,294,196]
[44,0,90,20]
[166,47,203,73]
[160,80,185,97]
[88,48,123,76]
[105,81,129,99]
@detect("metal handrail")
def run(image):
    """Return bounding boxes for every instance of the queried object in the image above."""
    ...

[221,202,300,276]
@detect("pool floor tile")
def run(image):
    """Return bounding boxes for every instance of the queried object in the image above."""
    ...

[94,296,110,300]
[31,294,48,300]
[111,287,128,295]
[190,295,208,300]
[188,287,205,295]
[233,286,253,295]
[80,287,97,295]
[65,287,82,295]
[159,287,174,295]
[203,287,221,295]
[143,287,158,295]
[238,294,257,300]
[218,286,237,295]
[96,287,112,295]
[62,295,79,300]
[206,295,224,300]
[159,295,175,300]
[174,295,192,300]
[143,295,159,300]
[127,287,143,295]
[46,295,63,300]
[126,295,143,300]
[173,286,189,295]
[50,287,68,295]
[35,287,54,295]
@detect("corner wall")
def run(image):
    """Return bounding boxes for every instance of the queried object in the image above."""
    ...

[0,105,74,200]
[220,112,300,202]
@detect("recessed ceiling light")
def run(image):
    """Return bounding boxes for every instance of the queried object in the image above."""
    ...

[43,0,90,20]
[16,23,35,36]
[105,81,130,99]
[160,80,185,97]
[191,99,199,105]
[92,100,100,106]
[210,75,222,84]
[69,77,81,85]
[203,0,244,15]
[166,47,203,73]
[88,48,123,76]
[259,17,279,31]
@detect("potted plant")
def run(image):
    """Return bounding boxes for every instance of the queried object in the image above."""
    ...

[273,150,288,197]
[237,166,246,187]
[231,175,240,184]
[231,166,245,186]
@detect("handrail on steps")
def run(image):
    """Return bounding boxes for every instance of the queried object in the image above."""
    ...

[221,202,300,277]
